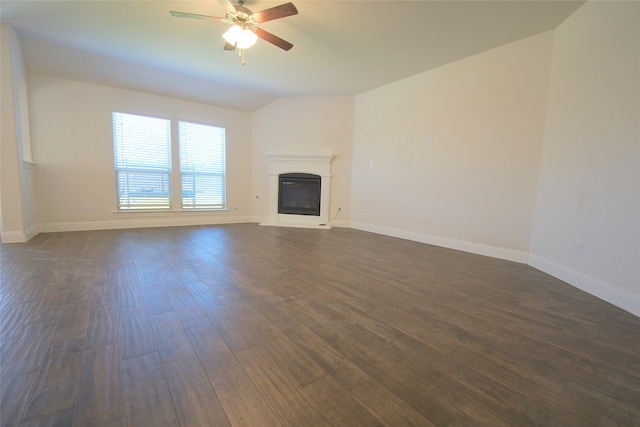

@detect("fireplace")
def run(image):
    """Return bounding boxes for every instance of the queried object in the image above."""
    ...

[278,173,321,216]
[261,154,334,229]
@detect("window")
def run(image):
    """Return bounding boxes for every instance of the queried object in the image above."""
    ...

[113,113,172,210]
[179,121,226,209]
[112,112,226,211]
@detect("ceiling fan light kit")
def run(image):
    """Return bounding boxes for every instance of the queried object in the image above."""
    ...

[223,25,257,49]
[170,0,298,65]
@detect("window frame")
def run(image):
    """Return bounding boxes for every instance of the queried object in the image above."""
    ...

[178,119,227,210]
[112,112,173,211]
[112,111,227,213]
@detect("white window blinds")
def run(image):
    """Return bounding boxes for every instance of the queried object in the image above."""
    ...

[113,112,172,210]
[179,121,226,209]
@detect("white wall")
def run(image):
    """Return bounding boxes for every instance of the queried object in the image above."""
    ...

[251,97,354,225]
[530,1,640,316]
[350,31,555,262]
[0,24,37,243]
[28,74,254,231]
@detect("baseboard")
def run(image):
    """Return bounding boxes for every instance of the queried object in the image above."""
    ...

[529,254,640,317]
[25,224,40,240]
[38,215,254,233]
[1,224,40,243]
[260,221,333,230]
[2,230,28,243]
[349,221,529,263]
[251,216,350,229]
[330,219,351,228]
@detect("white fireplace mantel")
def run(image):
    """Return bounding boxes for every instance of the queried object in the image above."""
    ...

[261,154,335,229]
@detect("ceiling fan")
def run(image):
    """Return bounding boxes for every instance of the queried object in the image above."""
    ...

[169,0,298,56]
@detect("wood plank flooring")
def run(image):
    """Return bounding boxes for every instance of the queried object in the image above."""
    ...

[1,224,639,426]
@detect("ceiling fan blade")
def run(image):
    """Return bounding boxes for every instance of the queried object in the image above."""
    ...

[224,42,237,51]
[169,11,226,23]
[230,1,253,16]
[252,2,298,23]
[254,28,293,51]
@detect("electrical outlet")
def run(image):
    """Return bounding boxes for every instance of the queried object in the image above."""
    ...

[421,215,427,224]
[400,213,407,221]
[575,240,584,255]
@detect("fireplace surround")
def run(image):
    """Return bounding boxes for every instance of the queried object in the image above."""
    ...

[261,154,334,229]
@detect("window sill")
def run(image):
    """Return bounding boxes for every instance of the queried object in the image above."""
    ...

[180,209,230,214]
[114,209,229,216]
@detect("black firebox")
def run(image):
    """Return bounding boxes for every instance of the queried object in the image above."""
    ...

[278,173,321,216]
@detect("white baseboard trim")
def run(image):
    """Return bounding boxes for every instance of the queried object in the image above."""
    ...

[529,254,640,317]
[330,219,351,228]
[1,224,40,243]
[25,224,40,241]
[349,221,529,264]
[251,216,351,229]
[2,230,28,243]
[38,215,254,234]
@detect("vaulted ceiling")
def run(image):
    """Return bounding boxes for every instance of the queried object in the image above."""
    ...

[1,0,584,111]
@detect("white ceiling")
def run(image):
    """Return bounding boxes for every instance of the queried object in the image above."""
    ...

[1,0,584,112]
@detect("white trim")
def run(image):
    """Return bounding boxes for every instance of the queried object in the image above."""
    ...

[331,219,351,228]
[1,224,39,243]
[25,224,39,240]
[529,254,640,317]
[2,231,28,243]
[260,221,333,230]
[38,215,254,233]
[250,215,266,224]
[350,221,530,263]
[112,208,230,215]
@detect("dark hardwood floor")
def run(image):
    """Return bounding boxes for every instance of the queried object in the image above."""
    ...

[1,224,639,426]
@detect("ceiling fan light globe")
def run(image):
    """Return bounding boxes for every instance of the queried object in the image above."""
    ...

[223,25,242,44]
[238,29,258,48]
[223,26,258,49]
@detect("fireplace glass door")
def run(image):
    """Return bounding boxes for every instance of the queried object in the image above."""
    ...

[278,173,321,216]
